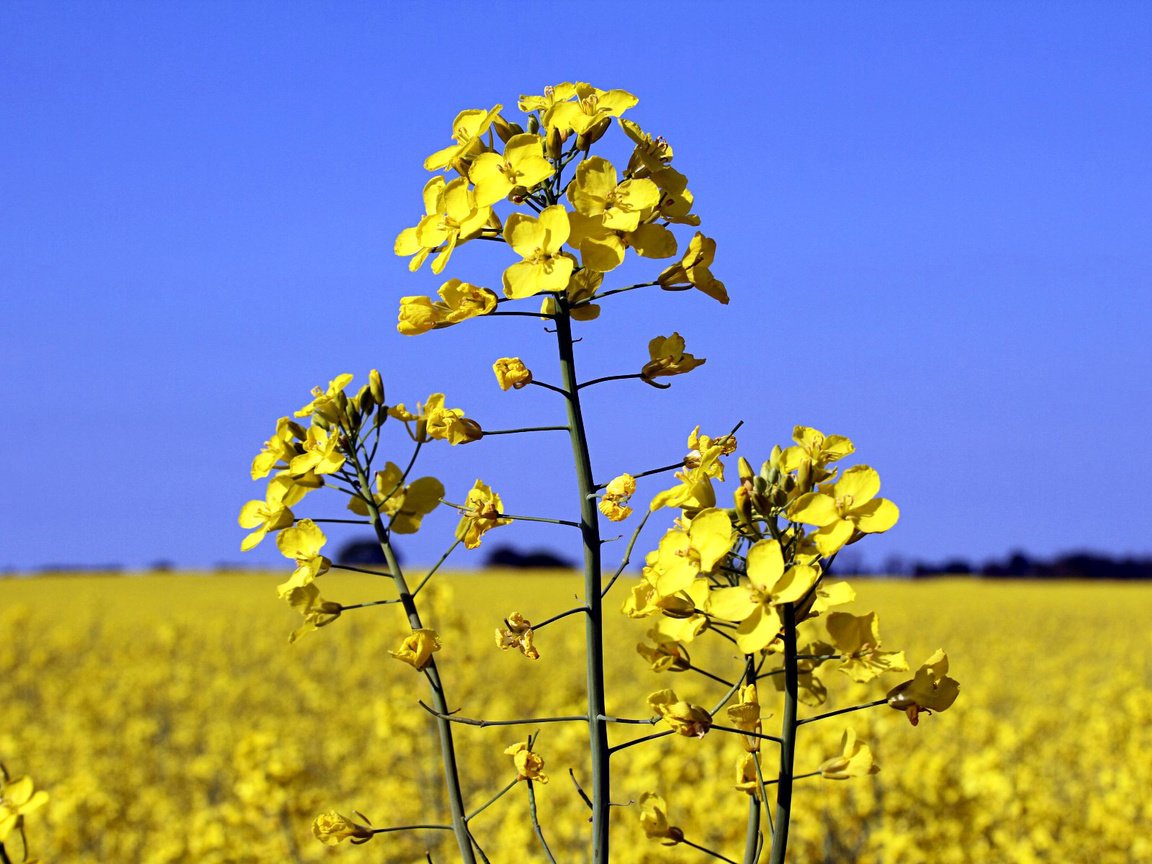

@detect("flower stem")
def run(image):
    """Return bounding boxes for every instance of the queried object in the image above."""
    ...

[796,698,889,726]
[553,305,611,863]
[351,457,476,864]
[527,780,559,864]
[768,604,799,864]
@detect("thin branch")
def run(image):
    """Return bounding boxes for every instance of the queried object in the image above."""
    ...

[466,779,518,821]
[601,510,652,597]
[532,606,587,632]
[796,698,888,726]
[528,379,571,398]
[483,425,570,435]
[527,781,558,864]
[418,702,586,728]
[607,730,673,754]
[710,723,784,745]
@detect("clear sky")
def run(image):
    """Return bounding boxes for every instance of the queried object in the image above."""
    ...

[2,2,1150,573]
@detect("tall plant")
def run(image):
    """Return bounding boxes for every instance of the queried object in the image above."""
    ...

[240,82,959,863]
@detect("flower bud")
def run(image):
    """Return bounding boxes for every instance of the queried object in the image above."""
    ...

[576,116,612,150]
[492,114,524,143]
[369,369,385,405]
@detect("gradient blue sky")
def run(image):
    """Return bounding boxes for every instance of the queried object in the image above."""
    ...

[3,3,1150,572]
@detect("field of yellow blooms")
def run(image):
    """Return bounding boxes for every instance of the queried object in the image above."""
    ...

[3,572,1151,863]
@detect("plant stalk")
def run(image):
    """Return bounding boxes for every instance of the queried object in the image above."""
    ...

[353,460,476,864]
[768,603,799,864]
[553,306,611,863]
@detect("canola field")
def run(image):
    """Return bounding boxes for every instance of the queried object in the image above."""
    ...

[2,572,1151,863]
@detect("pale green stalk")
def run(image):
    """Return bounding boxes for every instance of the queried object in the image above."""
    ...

[553,305,611,862]
[351,456,476,864]
[768,603,800,864]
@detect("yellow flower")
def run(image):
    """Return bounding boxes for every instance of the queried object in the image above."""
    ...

[567,206,676,273]
[779,425,855,474]
[726,684,766,753]
[787,465,900,556]
[541,83,638,135]
[819,728,879,780]
[284,583,342,643]
[649,427,732,513]
[423,393,483,445]
[495,612,540,660]
[423,105,502,172]
[468,133,553,206]
[238,475,296,551]
[647,508,733,597]
[295,373,354,421]
[251,417,304,479]
[735,753,762,798]
[492,357,533,391]
[504,741,548,783]
[707,539,821,655]
[825,611,909,683]
[887,650,960,726]
[636,630,691,672]
[389,628,441,670]
[312,810,373,846]
[641,332,706,381]
[566,268,602,320]
[347,462,444,535]
[0,774,48,844]
[398,280,500,336]
[502,205,574,299]
[620,117,674,174]
[289,424,346,477]
[647,689,712,738]
[658,232,728,304]
[598,473,636,522]
[638,792,683,845]
[394,176,493,274]
[455,480,512,549]
[569,156,660,232]
[275,519,331,598]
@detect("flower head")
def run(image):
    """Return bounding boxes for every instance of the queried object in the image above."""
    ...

[648,689,712,738]
[0,773,48,844]
[390,628,441,670]
[502,206,574,299]
[598,473,636,522]
[312,810,373,846]
[787,465,900,556]
[819,728,880,780]
[887,650,960,725]
[492,357,533,391]
[641,333,706,382]
[468,132,553,206]
[495,612,540,660]
[504,741,548,783]
[455,480,512,549]
[658,232,727,304]
[638,792,683,845]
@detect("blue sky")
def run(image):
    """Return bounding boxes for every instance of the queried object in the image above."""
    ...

[2,3,1150,572]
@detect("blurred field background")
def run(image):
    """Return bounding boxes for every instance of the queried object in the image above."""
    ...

[3,572,1150,863]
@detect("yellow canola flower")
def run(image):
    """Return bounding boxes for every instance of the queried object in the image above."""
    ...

[397,279,499,336]
[735,753,762,798]
[708,539,821,655]
[238,475,296,552]
[788,465,900,556]
[390,393,481,445]
[636,629,690,672]
[566,268,602,320]
[502,205,574,299]
[312,810,373,846]
[780,425,855,475]
[504,741,548,783]
[455,480,512,549]
[492,357,533,391]
[468,133,553,207]
[0,774,48,844]
[650,165,700,226]
[648,689,712,738]
[495,612,540,660]
[395,176,493,274]
[289,424,345,477]
[284,583,342,643]
[275,519,331,598]
[423,105,502,172]
[825,611,909,683]
[347,462,444,535]
[638,792,683,845]
[641,332,706,382]
[598,473,636,522]
[295,373,354,422]
[389,628,441,670]
[819,728,879,780]
[251,416,304,480]
[887,649,960,726]
[540,82,638,135]
[649,426,732,512]
[726,684,767,753]
[620,117,674,174]
[648,508,733,596]
[567,209,677,273]
[569,156,660,233]
[658,232,728,304]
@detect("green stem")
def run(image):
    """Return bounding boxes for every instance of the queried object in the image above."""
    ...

[466,779,518,821]
[352,460,476,864]
[483,425,570,435]
[742,656,762,864]
[768,604,799,864]
[797,698,888,726]
[527,781,559,864]
[0,841,11,864]
[680,837,740,864]
[553,306,611,863]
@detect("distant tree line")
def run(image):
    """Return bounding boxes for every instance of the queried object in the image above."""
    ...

[904,550,1152,581]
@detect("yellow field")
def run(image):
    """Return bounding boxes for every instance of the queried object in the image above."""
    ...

[2,573,1151,863]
